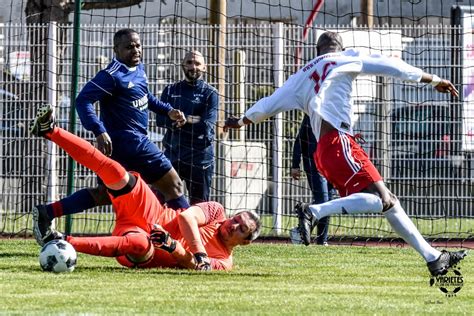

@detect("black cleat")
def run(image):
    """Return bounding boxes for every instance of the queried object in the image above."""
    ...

[294,202,315,246]
[427,250,468,276]
[32,205,60,246]
[29,104,55,137]
[43,229,65,244]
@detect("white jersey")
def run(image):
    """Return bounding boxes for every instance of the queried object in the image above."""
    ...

[244,49,423,140]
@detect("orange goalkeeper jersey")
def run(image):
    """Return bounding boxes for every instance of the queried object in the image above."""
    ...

[110,176,232,270]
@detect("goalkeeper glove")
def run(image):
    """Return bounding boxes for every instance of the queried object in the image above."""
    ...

[150,224,176,253]
[194,252,211,271]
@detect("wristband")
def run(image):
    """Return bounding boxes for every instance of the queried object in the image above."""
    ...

[237,117,245,127]
[163,239,177,253]
[430,75,442,87]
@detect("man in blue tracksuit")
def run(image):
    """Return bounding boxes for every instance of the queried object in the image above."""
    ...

[32,29,190,246]
[290,114,333,245]
[157,51,219,204]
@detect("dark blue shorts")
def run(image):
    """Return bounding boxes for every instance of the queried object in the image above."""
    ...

[109,135,172,184]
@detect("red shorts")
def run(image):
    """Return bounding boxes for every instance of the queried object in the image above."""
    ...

[315,130,382,197]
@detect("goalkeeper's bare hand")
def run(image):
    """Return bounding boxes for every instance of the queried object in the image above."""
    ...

[150,224,176,253]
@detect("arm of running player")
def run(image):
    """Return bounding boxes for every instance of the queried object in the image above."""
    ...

[224,81,302,131]
[75,71,115,155]
[359,53,458,97]
[419,73,459,97]
[148,92,186,127]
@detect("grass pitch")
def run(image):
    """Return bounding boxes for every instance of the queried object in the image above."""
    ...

[0,240,472,315]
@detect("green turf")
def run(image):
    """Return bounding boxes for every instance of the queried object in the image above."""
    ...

[0,240,472,314]
[4,210,472,240]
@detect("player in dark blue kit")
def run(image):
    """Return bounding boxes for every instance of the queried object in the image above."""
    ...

[32,29,189,246]
[289,114,332,245]
[157,51,219,204]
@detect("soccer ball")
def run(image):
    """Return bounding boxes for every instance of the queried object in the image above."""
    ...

[39,239,77,273]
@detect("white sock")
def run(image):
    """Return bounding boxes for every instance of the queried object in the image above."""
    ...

[308,192,383,220]
[384,202,441,262]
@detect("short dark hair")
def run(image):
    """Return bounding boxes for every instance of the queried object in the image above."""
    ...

[113,28,138,47]
[316,31,343,54]
[236,210,262,241]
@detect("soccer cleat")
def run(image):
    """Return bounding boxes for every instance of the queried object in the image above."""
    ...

[427,250,468,276]
[32,205,56,246]
[42,229,65,245]
[294,202,315,246]
[29,104,55,137]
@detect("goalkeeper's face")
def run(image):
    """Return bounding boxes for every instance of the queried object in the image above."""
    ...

[114,32,142,67]
[218,212,256,247]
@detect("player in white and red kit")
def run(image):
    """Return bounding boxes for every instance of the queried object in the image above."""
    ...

[224,31,466,276]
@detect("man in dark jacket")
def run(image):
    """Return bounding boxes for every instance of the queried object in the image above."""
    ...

[157,51,219,204]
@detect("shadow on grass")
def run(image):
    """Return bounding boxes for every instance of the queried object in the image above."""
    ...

[74,265,275,277]
[0,251,37,258]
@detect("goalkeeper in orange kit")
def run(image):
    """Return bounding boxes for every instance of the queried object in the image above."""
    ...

[30,104,261,271]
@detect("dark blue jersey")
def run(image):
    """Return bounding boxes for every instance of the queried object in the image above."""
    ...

[75,59,174,184]
[157,79,218,165]
[76,59,172,139]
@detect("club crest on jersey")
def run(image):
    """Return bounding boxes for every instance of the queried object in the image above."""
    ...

[127,81,135,89]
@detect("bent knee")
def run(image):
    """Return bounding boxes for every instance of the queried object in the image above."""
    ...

[124,233,153,263]
[381,192,398,212]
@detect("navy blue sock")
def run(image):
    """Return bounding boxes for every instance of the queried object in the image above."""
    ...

[166,196,190,210]
[45,189,97,219]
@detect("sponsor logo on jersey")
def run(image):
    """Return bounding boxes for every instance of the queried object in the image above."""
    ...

[128,81,135,89]
[171,94,182,98]
[132,95,148,111]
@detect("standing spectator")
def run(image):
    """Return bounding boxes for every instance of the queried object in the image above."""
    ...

[224,31,466,276]
[290,114,332,246]
[157,51,219,204]
[32,29,189,246]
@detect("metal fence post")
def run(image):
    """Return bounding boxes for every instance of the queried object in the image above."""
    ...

[65,1,82,235]
[272,22,284,235]
[46,22,58,228]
